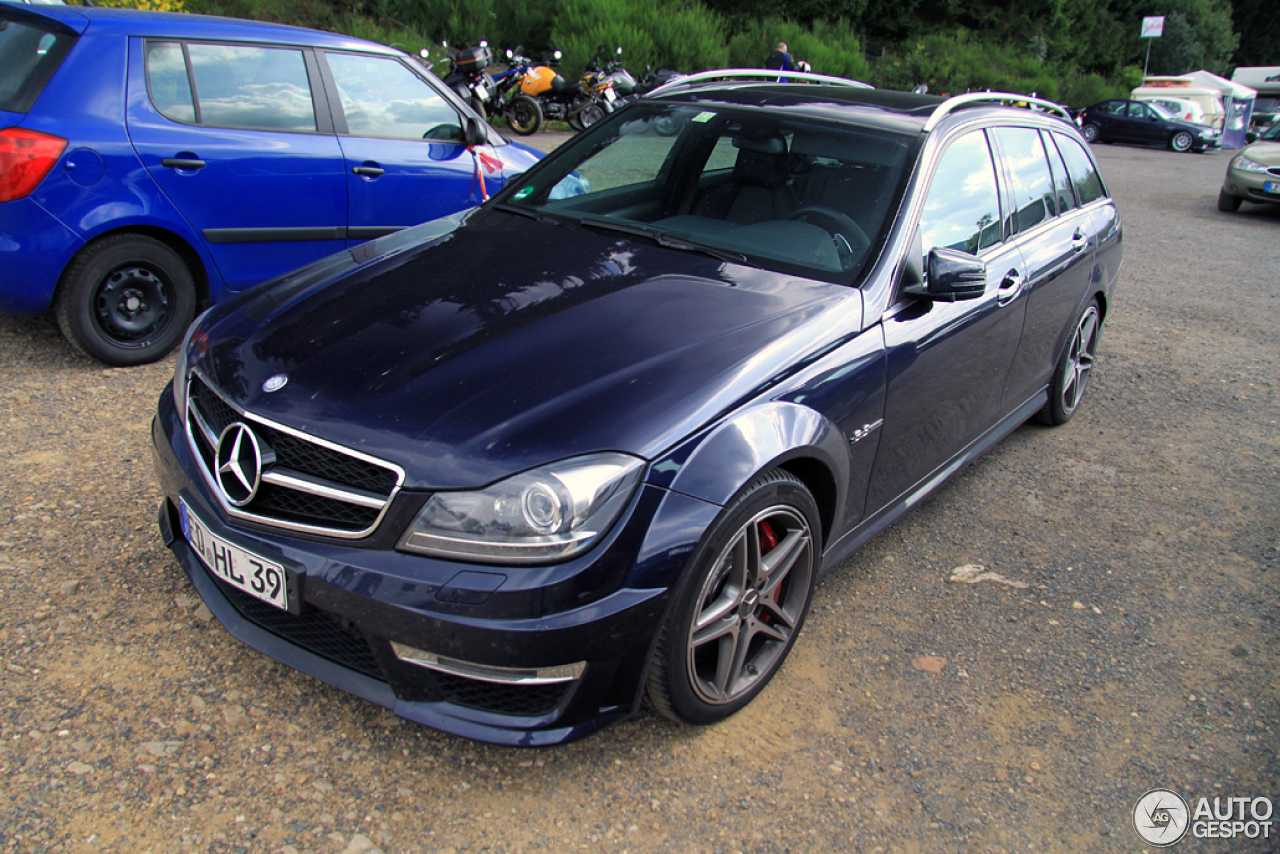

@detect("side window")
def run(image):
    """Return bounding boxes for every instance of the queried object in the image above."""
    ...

[1096,101,1122,115]
[1044,132,1077,213]
[145,41,195,124]
[993,126,1057,233]
[186,44,317,132]
[1127,102,1151,119]
[326,53,460,141]
[919,130,1003,257]
[1054,133,1106,205]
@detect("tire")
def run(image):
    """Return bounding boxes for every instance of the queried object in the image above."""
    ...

[54,234,196,366]
[505,94,542,136]
[1035,299,1101,426]
[1170,131,1194,152]
[1081,123,1100,143]
[575,102,606,131]
[1217,189,1242,212]
[652,116,680,136]
[646,469,821,725]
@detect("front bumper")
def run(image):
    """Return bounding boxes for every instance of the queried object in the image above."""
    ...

[1222,165,1280,206]
[150,383,715,745]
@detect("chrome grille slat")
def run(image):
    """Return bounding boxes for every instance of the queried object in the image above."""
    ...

[184,372,404,539]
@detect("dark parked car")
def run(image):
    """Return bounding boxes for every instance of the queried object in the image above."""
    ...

[1077,98,1220,152]
[151,74,1122,745]
[0,4,540,365]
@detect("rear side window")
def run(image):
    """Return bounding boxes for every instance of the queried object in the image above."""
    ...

[1053,133,1106,205]
[0,17,76,113]
[919,129,1003,257]
[145,41,317,132]
[993,126,1057,233]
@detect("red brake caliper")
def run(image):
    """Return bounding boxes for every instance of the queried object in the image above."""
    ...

[757,520,782,620]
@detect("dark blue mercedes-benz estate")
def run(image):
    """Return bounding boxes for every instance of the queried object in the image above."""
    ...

[151,72,1122,745]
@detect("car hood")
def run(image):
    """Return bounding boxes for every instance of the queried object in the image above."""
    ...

[192,211,863,489]
[1242,140,1280,166]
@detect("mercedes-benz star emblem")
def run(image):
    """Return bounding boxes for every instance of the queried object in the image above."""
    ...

[263,373,288,393]
[215,422,264,507]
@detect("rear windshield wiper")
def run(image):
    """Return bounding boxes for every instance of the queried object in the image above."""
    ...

[577,217,747,264]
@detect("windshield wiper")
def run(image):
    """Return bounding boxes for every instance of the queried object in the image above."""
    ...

[493,203,561,225]
[577,217,747,264]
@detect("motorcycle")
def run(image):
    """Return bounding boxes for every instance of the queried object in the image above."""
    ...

[440,41,496,121]
[495,46,618,135]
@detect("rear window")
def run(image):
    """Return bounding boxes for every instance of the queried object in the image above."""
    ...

[0,16,76,113]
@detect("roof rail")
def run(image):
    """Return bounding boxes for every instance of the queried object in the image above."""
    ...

[923,92,1073,132]
[646,68,874,98]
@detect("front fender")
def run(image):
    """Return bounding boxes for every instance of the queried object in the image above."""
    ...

[651,401,848,523]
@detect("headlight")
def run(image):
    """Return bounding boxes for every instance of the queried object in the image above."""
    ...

[172,308,212,422]
[398,453,646,564]
[1233,155,1271,174]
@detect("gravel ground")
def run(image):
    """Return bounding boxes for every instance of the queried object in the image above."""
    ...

[0,141,1277,854]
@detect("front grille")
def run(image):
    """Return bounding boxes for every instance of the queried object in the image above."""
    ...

[216,579,385,680]
[186,373,403,538]
[428,671,569,717]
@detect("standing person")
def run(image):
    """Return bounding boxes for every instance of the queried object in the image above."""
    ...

[765,42,794,72]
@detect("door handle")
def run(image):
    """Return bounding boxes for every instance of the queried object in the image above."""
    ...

[1071,228,1089,253]
[997,269,1024,305]
[352,166,385,177]
[161,158,206,170]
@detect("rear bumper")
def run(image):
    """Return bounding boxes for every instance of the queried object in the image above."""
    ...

[0,197,80,315]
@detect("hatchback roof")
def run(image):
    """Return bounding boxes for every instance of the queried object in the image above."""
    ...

[1,4,400,54]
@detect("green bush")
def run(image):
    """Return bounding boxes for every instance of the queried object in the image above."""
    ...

[550,0,729,78]
[727,17,870,81]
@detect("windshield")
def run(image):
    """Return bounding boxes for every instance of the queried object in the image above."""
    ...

[0,15,75,113]
[1261,121,1280,142]
[495,102,914,285]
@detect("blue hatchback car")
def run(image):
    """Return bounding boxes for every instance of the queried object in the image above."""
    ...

[0,4,540,364]
[152,73,1122,745]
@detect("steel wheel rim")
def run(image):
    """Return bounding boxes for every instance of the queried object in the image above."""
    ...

[685,504,814,706]
[93,265,173,346]
[1062,306,1100,414]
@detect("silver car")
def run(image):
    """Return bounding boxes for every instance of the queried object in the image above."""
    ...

[1218,121,1280,212]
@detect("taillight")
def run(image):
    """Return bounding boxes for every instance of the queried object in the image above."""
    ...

[0,128,68,203]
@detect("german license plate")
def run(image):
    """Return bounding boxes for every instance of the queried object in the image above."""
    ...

[1265,181,1280,194]
[179,500,288,610]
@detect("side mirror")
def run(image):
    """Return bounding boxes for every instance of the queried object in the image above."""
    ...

[464,117,487,147]
[903,247,986,302]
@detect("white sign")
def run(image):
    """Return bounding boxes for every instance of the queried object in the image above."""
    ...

[1141,16,1165,38]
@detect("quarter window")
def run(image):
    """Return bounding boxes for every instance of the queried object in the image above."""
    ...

[325,53,460,141]
[919,130,1002,257]
[994,126,1057,233]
